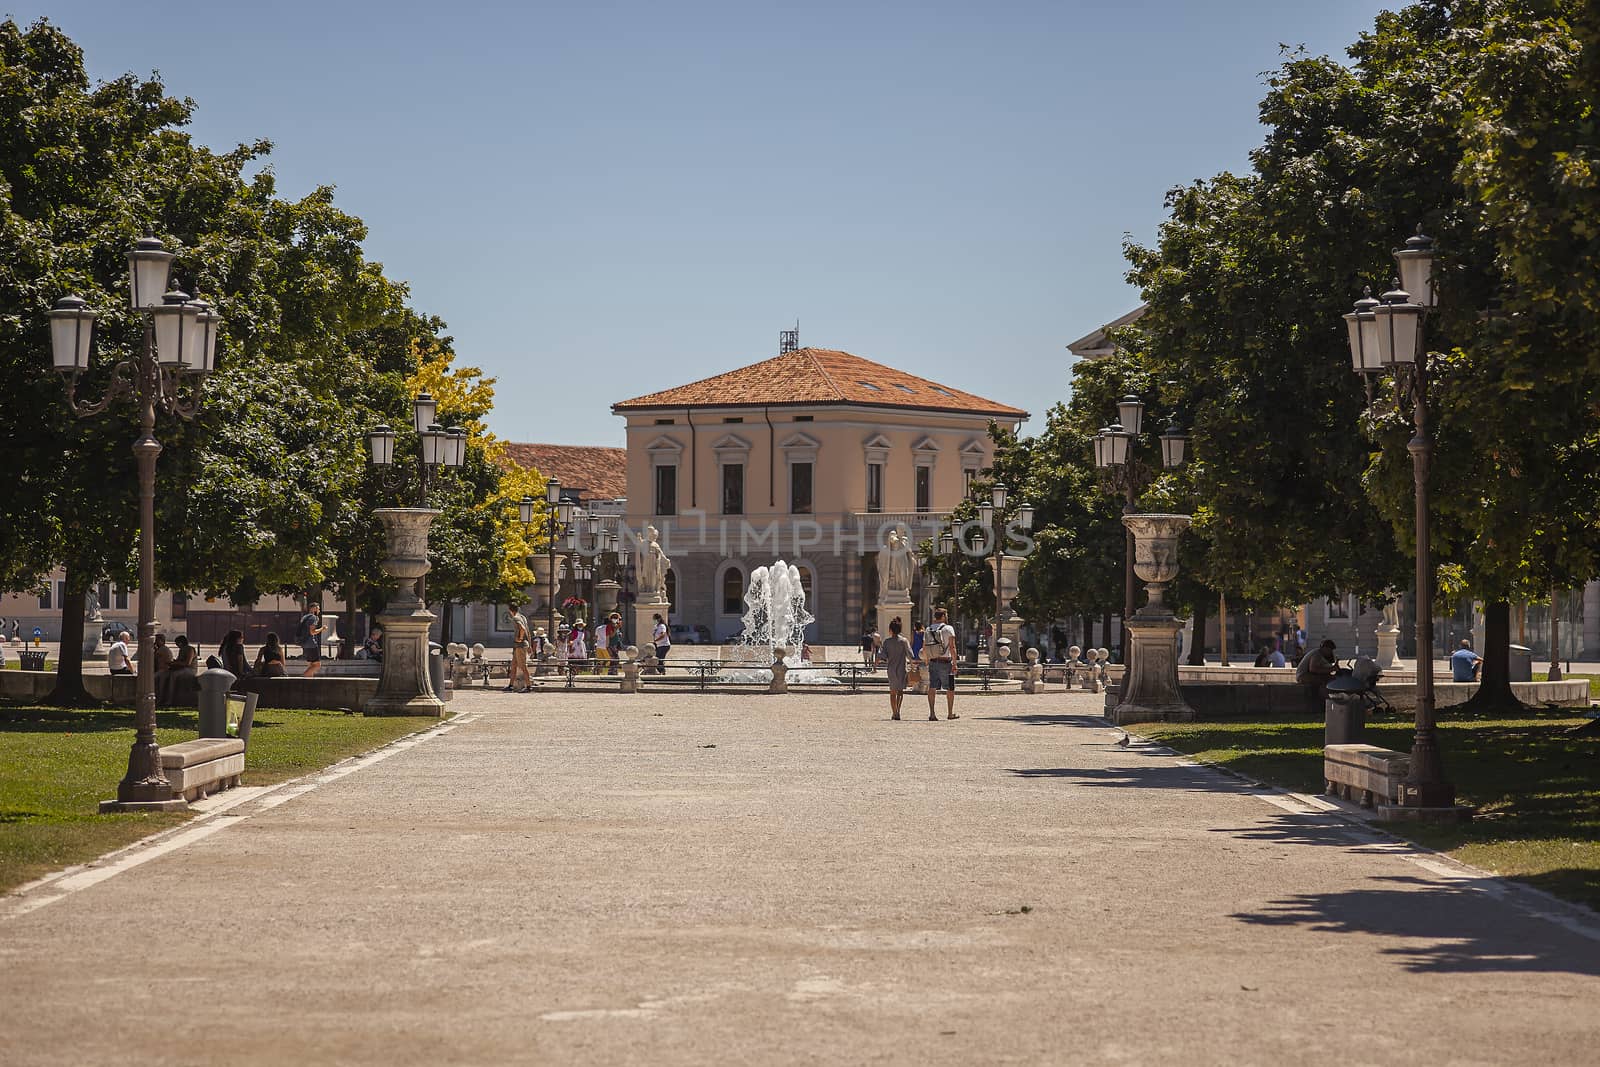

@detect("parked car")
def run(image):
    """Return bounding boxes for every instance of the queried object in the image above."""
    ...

[668,623,714,645]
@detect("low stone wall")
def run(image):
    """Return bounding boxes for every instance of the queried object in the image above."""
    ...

[0,670,138,703]
[1175,678,1589,719]
[241,676,379,711]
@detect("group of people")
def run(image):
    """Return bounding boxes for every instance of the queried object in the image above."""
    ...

[877,608,960,721]
[504,605,672,692]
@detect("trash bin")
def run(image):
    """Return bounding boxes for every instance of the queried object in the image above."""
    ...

[428,641,449,702]
[1325,674,1368,746]
[196,666,237,738]
[1507,644,1533,683]
[18,649,46,671]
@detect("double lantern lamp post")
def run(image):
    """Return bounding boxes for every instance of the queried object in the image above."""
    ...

[48,238,222,810]
[1092,397,1187,675]
[937,483,1035,664]
[366,392,468,606]
[1342,226,1457,811]
[520,481,577,639]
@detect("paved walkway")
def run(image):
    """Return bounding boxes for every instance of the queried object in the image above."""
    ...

[3,690,1599,1065]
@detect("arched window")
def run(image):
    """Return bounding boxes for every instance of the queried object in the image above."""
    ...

[665,568,677,614]
[722,566,745,616]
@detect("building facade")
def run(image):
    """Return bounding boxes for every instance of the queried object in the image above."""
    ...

[612,346,1027,645]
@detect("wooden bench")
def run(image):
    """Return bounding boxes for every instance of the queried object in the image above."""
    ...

[162,693,258,802]
[1324,743,1409,808]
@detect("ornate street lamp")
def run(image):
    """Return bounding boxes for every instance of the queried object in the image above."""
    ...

[1342,225,1457,813]
[48,238,222,810]
[958,482,1032,665]
[364,394,468,716]
[1092,396,1187,686]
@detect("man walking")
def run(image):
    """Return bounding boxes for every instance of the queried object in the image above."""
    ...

[507,603,532,692]
[923,607,959,721]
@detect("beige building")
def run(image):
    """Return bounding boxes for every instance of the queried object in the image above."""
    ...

[612,346,1027,644]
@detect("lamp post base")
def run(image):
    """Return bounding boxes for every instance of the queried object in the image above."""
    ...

[1113,615,1197,726]
[364,605,445,717]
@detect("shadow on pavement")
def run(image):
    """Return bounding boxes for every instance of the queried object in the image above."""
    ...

[989,714,1109,728]
[1210,812,1375,849]
[1007,763,1258,793]
[1231,874,1600,976]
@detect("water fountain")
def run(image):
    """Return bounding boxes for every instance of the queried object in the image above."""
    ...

[719,560,837,685]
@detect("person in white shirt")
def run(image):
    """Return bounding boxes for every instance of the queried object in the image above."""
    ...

[651,613,670,675]
[107,630,134,675]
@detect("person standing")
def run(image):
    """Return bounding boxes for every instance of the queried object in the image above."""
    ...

[507,603,532,693]
[606,612,624,675]
[882,617,913,720]
[651,613,670,675]
[910,621,925,662]
[298,602,325,678]
[593,616,612,675]
[923,607,958,721]
[568,621,588,670]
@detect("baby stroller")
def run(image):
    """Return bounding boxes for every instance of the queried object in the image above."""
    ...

[1327,655,1398,717]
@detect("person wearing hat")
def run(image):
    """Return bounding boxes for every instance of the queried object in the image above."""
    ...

[532,625,549,676]
[606,611,624,675]
[567,620,588,670]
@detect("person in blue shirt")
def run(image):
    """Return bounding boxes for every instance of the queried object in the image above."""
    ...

[1450,639,1483,682]
[910,621,925,661]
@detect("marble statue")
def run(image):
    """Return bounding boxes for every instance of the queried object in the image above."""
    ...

[877,528,916,601]
[637,524,671,603]
[1381,598,1400,631]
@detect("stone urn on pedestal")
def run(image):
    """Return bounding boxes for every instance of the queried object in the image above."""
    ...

[1115,513,1198,725]
[1375,596,1401,670]
[365,508,446,716]
[594,578,621,621]
[529,554,566,626]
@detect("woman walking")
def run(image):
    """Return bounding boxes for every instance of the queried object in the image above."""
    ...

[651,613,670,675]
[881,617,913,720]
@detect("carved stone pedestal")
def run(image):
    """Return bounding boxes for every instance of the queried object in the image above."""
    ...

[365,508,445,717]
[1374,624,1400,670]
[633,601,669,663]
[1114,513,1197,726]
[875,596,913,645]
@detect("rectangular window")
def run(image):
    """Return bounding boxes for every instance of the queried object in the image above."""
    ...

[654,418,676,425]
[964,469,976,495]
[794,415,813,422]
[98,582,111,611]
[791,462,813,515]
[171,592,187,620]
[38,586,50,610]
[722,463,744,515]
[1325,596,1350,621]
[915,466,932,512]
[866,463,883,514]
[654,465,677,516]
[723,416,744,424]
[114,585,129,611]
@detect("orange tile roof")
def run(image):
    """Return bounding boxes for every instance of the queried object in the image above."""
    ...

[500,443,627,502]
[612,348,1028,419]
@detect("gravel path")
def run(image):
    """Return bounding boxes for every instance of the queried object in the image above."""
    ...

[2,689,1598,1065]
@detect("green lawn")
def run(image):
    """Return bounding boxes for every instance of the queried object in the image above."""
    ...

[1141,709,1600,912]
[0,704,438,894]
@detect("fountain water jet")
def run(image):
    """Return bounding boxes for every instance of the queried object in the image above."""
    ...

[719,560,837,684]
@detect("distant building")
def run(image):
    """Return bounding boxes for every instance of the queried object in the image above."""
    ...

[1066,305,1147,361]
[611,346,1027,644]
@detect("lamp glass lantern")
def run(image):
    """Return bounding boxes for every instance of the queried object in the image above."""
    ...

[1373,288,1423,366]
[545,478,562,505]
[1343,290,1384,373]
[978,502,995,529]
[1159,426,1188,469]
[519,495,536,525]
[1092,429,1109,469]
[990,482,1009,511]
[152,289,197,368]
[192,300,221,374]
[557,500,576,525]
[412,392,437,435]
[938,532,955,556]
[1017,503,1035,530]
[420,424,444,466]
[1105,423,1132,467]
[367,425,396,466]
[47,296,96,372]
[179,297,213,372]
[126,237,174,311]
[1394,227,1437,309]
[1117,394,1145,436]
[446,427,467,468]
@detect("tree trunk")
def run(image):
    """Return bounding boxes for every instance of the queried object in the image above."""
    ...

[1218,593,1230,667]
[46,572,93,706]
[1463,600,1525,713]
[1187,595,1209,665]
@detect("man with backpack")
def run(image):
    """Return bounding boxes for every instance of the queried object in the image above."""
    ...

[922,607,959,721]
[298,601,324,678]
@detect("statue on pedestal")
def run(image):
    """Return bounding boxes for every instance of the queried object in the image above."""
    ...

[637,525,671,604]
[877,528,916,603]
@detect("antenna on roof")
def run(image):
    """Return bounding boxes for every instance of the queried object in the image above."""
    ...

[779,321,799,355]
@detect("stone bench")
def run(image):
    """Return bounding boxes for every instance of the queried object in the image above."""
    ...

[160,737,247,802]
[1324,743,1410,808]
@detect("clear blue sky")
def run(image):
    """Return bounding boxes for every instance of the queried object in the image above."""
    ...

[34,1,1386,445]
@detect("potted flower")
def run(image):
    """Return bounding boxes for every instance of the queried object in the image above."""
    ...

[561,595,588,624]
